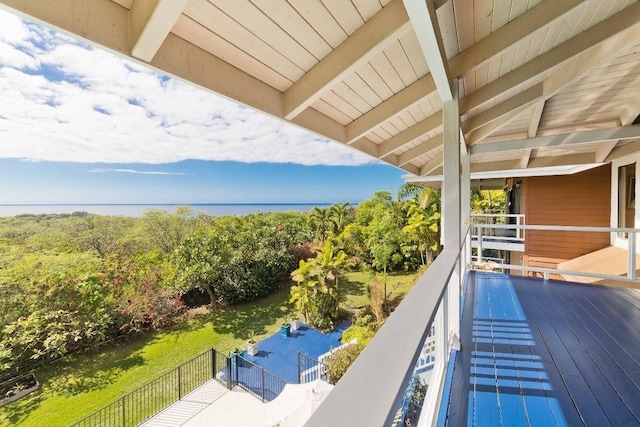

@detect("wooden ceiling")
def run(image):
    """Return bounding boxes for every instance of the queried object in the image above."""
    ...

[3,0,640,178]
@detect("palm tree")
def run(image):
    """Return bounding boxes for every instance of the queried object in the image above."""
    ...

[329,202,350,235]
[310,207,333,242]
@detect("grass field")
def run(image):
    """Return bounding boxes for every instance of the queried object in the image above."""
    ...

[0,271,418,426]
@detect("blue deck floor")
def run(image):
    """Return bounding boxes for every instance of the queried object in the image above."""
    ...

[241,323,343,383]
[440,271,640,427]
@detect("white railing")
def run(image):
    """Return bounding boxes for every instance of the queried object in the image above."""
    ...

[306,226,470,427]
[471,213,526,242]
[472,224,639,282]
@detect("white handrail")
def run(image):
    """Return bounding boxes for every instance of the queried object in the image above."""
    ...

[306,226,470,427]
[471,224,640,282]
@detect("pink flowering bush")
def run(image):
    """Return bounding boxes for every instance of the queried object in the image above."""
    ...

[113,291,185,335]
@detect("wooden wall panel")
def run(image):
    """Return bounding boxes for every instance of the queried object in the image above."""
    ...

[522,164,611,274]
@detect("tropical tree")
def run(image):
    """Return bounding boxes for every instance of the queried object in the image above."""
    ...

[290,238,351,328]
[309,207,333,242]
[403,199,440,265]
[141,206,196,254]
[173,231,229,307]
[329,202,351,235]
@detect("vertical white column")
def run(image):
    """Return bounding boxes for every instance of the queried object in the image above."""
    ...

[462,138,471,269]
[443,82,461,352]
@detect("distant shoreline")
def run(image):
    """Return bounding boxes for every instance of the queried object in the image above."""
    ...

[0,203,344,218]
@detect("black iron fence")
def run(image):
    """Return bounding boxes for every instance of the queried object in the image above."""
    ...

[297,351,329,384]
[232,354,288,402]
[70,348,229,427]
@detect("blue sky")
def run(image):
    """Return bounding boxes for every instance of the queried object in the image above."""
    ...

[0,9,405,204]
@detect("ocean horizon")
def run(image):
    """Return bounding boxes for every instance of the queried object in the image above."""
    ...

[0,203,339,218]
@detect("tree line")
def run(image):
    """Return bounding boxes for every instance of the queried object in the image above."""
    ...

[0,185,505,376]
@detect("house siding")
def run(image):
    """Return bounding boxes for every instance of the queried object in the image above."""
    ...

[522,164,611,276]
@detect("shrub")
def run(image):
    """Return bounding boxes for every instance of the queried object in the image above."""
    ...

[325,342,364,385]
[112,290,184,335]
[341,324,376,346]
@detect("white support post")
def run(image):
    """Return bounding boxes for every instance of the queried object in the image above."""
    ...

[629,232,636,279]
[462,136,471,270]
[443,83,461,351]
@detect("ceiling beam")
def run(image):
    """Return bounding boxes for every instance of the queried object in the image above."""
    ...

[466,153,597,175]
[461,2,640,116]
[0,0,386,162]
[465,104,533,145]
[346,76,436,144]
[527,153,596,169]
[403,0,452,102]
[344,0,587,144]
[463,5,640,143]
[471,125,640,155]
[397,135,443,166]
[449,0,587,79]
[420,152,444,176]
[608,139,640,161]
[378,112,442,158]
[520,149,533,169]
[283,0,411,120]
[595,141,619,163]
[528,100,545,138]
[130,0,188,62]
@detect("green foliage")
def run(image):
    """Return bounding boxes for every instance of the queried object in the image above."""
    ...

[325,342,364,385]
[290,239,351,329]
[173,214,304,306]
[341,324,376,346]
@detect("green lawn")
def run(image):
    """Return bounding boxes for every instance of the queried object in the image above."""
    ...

[342,270,420,309]
[0,271,419,426]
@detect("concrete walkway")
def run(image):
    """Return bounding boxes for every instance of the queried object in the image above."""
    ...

[140,380,270,427]
[141,380,229,427]
[182,386,270,427]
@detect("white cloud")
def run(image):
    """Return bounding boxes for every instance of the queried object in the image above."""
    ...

[0,10,377,167]
[87,168,188,176]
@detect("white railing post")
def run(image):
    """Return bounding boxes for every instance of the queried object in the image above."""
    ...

[629,231,636,280]
[477,225,483,264]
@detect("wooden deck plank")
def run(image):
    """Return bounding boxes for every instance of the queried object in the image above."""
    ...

[547,284,640,421]
[540,283,640,425]
[496,278,559,427]
[439,271,640,426]
[517,281,613,426]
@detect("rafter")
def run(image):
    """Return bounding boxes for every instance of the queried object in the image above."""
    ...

[461,2,640,116]
[450,0,587,78]
[346,76,436,144]
[471,125,640,155]
[130,0,188,62]
[344,0,587,145]
[378,112,442,158]
[520,149,533,169]
[465,104,533,145]
[608,139,640,161]
[283,0,411,120]
[403,0,452,101]
[528,101,545,138]
[420,152,443,176]
[397,135,442,166]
